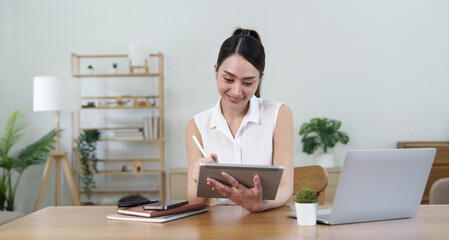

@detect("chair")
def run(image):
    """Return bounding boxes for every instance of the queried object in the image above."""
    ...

[429,177,449,204]
[294,165,328,205]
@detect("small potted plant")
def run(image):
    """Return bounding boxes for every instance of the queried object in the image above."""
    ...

[87,64,94,74]
[112,63,118,73]
[295,188,318,226]
[299,117,349,168]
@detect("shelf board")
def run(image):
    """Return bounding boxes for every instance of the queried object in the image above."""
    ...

[82,95,158,100]
[94,170,160,175]
[72,53,162,58]
[80,190,159,194]
[81,106,158,109]
[72,138,163,142]
[80,127,143,131]
[99,138,160,142]
[97,158,160,162]
[73,73,160,77]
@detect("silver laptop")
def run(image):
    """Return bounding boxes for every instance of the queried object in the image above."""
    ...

[289,148,436,225]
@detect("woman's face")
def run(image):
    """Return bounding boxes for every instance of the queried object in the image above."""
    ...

[215,54,261,111]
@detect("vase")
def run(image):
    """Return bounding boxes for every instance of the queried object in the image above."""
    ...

[295,202,317,226]
[316,153,336,168]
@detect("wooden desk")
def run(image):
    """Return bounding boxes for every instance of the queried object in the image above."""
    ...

[0,205,448,239]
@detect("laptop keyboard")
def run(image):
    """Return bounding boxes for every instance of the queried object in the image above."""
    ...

[317,213,331,222]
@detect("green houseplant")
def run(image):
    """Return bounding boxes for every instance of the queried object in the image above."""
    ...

[295,188,318,226]
[295,188,318,204]
[77,129,100,202]
[0,110,57,211]
[299,117,350,168]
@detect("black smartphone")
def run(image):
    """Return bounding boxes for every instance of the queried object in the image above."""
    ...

[117,199,159,208]
[143,200,188,210]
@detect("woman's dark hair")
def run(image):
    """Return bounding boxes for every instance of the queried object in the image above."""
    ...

[216,28,265,98]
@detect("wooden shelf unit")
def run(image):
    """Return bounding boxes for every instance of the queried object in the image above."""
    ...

[71,52,165,204]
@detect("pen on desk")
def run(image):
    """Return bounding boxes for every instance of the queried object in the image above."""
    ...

[117,199,159,208]
[192,135,208,158]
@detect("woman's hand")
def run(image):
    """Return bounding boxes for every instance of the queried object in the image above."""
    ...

[207,172,267,212]
[191,153,217,183]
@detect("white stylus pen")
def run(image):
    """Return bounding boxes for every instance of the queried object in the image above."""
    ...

[192,135,208,158]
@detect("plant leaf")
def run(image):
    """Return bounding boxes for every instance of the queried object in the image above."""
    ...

[0,111,26,156]
[13,129,57,173]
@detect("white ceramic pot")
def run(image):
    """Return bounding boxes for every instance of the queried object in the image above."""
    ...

[295,202,317,226]
[316,153,335,168]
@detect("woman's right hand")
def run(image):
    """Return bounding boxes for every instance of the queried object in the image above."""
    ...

[192,153,217,183]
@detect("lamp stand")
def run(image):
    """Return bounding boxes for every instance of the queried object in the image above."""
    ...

[34,111,80,211]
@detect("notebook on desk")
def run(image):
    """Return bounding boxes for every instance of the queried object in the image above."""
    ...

[107,208,207,223]
[287,148,436,225]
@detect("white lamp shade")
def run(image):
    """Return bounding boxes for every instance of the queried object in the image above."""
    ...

[33,76,81,112]
[128,43,148,66]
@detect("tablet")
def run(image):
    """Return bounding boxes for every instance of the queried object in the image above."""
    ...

[197,163,284,200]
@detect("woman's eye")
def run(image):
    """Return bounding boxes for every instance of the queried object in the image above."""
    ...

[243,82,253,86]
[224,77,233,83]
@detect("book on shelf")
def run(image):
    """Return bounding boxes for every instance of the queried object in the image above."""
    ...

[143,115,159,139]
[100,129,144,140]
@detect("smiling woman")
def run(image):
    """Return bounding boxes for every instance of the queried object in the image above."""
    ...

[185,28,294,213]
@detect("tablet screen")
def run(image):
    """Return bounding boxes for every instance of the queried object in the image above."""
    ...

[197,163,284,200]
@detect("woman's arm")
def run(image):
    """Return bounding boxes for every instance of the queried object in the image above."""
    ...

[185,119,215,205]
[262,104,294,209]
[206,104,294,212]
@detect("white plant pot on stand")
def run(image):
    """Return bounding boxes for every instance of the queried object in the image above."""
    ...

[316,153,336,169]
[295,202,317,226]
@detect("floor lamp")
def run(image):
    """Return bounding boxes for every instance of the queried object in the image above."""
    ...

[33,76,81,211]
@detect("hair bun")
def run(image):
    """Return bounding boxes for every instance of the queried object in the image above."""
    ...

[232,28,262,43]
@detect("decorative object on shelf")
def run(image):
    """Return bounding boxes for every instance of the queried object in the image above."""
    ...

[128,43,149,73]
[299,117,349,168]
[78,129,100,202]
[148,96,156,106]
[294,188,318,226]
[133,99,146,107]
[87,65,94,74]
[121,165,128,172]
[112,63,118,73]
[115,96,131,107]
[82,102,95,108]
[33,76,81,210]
[133,160,143,173]
[0,110,58,211]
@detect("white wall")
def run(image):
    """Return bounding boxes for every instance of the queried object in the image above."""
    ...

[1,0,448,213]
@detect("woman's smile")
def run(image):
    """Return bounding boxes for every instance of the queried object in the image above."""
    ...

[227,94,244,104]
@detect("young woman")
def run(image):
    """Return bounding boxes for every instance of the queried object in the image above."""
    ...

[185,28,293,212]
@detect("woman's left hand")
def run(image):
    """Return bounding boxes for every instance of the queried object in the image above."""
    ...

[207,172,266,212]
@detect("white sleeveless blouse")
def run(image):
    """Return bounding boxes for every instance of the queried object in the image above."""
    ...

[194,96,282,166]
